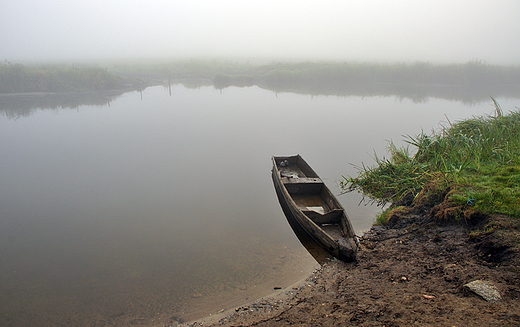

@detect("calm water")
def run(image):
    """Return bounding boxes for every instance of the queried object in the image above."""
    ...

[0,85,517,325]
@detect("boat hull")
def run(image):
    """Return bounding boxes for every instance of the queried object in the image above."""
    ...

[272,155,357,261]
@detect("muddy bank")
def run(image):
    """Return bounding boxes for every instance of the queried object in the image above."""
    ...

[182,209,520,327]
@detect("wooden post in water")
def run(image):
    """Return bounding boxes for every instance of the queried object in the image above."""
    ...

[168,74,172,96]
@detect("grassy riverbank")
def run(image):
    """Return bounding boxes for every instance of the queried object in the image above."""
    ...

[0,62,140,93]
[341,100,520,249]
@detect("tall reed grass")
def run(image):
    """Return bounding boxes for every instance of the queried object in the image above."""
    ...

[341,98,520,218]
[0,63,122,93]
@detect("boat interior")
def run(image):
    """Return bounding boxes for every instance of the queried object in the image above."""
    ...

[275,157,344,226]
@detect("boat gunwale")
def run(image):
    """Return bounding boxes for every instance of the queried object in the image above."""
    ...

[271,154,357,261]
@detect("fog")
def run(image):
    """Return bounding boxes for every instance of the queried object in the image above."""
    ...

[1,0,520,64]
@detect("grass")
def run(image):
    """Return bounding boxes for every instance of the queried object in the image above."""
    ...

[375,206,408,225]
[341,98,520,220]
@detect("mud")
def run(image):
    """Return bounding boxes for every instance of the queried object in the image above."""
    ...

[183,207,520,327]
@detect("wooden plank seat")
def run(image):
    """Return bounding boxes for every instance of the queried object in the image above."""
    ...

[302,208,344,225]
[282,177,324,194]
[281,177,323,184]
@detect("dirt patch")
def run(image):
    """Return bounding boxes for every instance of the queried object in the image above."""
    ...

[184,208,520,327]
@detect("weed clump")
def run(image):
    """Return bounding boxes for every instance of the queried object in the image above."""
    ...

[341,99,520,222]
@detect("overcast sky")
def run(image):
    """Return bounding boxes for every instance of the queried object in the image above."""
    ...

[1,0,520,64]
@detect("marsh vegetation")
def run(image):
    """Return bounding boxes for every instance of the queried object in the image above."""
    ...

[341,100,520,247]
[3,60,520,104]
[115,59,520,103]
[0,62,143,93]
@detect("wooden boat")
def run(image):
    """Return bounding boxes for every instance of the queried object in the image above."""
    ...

[271,155,358,261]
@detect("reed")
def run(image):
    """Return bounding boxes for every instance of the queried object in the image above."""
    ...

[0,62,122,93]
[341,98,520,218]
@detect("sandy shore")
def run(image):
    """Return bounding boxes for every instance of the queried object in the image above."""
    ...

[180,208,520,327]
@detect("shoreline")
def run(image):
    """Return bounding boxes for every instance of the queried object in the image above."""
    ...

[180,274,323,326]
[182,208,519,326]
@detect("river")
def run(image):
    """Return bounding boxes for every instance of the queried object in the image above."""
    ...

[0,85,517,325]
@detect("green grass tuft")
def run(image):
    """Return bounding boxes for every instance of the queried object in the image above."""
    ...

[341,99,520,220]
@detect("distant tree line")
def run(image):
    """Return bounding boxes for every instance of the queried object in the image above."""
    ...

[211,61,520,90]
[93,59,520,93]
[0,62,125,93]
[5,60,519,102]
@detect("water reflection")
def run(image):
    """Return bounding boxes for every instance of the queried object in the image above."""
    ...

[0,91,128,119]
[212,80,520,105]
[3,78,520,120]
[0,85,518,326]
[273,182,333,264]
[262,83,520,105]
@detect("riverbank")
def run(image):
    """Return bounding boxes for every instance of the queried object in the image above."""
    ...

[0,63,150,94]
[4,60,520,104]
[176,103,520,326]
[114,59,520,103]
[182,206,519,326]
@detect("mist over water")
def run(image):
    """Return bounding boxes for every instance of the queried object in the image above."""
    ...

[1,84,517,325]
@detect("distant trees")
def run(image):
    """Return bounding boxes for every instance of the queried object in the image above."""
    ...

[250,61,520,88]
[111,59,520,93]
[207,61,520,102]
[0,62,122,93]
[6,60,518,101]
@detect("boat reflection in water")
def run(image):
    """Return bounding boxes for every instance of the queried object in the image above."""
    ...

[275,187,334,264]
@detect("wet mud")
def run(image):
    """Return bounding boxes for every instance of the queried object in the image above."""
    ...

[186,208,520,327]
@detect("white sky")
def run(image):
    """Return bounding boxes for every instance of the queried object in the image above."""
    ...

[1,0,520,63]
